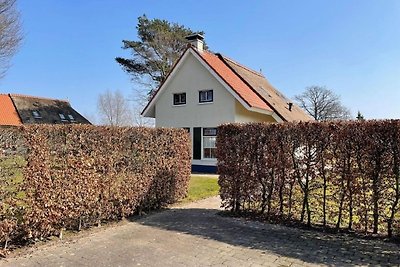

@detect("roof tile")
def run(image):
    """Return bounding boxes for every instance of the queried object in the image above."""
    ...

[0,94,22,126]
[221,56,312,122]
[198,51,272,112]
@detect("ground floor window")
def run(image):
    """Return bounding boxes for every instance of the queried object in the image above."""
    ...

[203,128,217,159]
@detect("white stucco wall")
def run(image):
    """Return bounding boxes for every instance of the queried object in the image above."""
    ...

[155,53,236,128]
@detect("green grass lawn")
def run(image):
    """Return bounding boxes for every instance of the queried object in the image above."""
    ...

[0,155,25,194]
[180,175,219,204]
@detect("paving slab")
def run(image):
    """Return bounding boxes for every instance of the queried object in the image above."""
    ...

[1,196,399,266]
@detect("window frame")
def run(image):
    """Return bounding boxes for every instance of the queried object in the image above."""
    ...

[67,114,75,122]
[173,92,186,106]
[202,127,217,159]
[199,89,213,103]
[59,113,68,122]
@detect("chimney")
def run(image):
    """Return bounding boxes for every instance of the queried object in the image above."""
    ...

[185,33,204,52]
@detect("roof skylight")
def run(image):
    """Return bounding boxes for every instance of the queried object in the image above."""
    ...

[32,110,41,119]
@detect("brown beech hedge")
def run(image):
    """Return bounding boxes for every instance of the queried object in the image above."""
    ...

[217,121,400,238]
[0,125,191,248]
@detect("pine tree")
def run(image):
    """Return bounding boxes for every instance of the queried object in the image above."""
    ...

[116,15,205,96]
[356,111,365,121]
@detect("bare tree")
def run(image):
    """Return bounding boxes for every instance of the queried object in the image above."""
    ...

[0,0,22,78]
[295,86,351,121]
[128,86,155,127]
[97,90,133,126]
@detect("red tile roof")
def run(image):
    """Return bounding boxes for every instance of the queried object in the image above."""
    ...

[197,51,273,112]
[0,94,22,126]
[219,55,312,122]
[194,49,311,121]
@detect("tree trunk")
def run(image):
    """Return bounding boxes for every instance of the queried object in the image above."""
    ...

[347,157,353,230]
[300,177,309,223]
[372,170,380,234]
[388,150,400,238]
[321,159,327,227]
[301,191,307,222]
[388,192,399,238]
[306,196,311,227]
[336,173,346,230]
[288,181,294,219]
[260,181,267,214]
[348,192,353,230]
[266,172,275,218]
[279,173,285,215]
[357,153,369,234]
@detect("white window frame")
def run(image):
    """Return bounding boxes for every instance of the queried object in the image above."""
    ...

[202,127,217,159]
[199,89,213,103]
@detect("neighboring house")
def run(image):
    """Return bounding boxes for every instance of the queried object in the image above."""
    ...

[142,34,311,173]
[0,94,91,126]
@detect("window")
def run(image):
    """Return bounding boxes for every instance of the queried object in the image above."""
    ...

[199,90,213,103]
[203,127,217,159]
[32,110,41,119]
[173,93,186,105]
[68,114,75,122]
[59,113,67,121]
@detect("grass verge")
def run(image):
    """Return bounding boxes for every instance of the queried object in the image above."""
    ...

[180,175,219,204]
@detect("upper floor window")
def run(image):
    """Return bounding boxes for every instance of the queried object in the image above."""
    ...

[173,93,186,105]
[199,90,213,103]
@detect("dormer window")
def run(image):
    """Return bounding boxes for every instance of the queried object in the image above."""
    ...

[173,93,186,105]
[199,90,213,103]
[32,110,41,119]
[59,113,67,122]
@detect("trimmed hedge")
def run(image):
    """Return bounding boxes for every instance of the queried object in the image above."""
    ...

[217,121,400,238]
[0,125,191,248]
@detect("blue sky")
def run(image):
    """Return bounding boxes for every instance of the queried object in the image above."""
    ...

[1,0,399,119]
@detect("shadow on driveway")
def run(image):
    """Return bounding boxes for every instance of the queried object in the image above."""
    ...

[135,208,400,266]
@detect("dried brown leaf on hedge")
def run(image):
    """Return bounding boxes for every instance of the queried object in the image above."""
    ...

[217,120,400,237]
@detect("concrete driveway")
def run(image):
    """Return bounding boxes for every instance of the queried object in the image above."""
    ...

[1,197,399,267]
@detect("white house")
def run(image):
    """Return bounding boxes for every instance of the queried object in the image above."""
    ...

[142,34,311,173]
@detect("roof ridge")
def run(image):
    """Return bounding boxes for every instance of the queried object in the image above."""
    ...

[9,93,69,103]
[7,94,23,125]
[217,53,265,78]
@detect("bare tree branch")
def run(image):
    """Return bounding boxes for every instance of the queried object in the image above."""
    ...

[97,90,133,126]
[295,86,351,121]
[128,86,155,127]
[0,0,22,79]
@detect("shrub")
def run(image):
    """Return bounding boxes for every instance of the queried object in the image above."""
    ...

[0,125,191,248]
[217,121,400,238]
